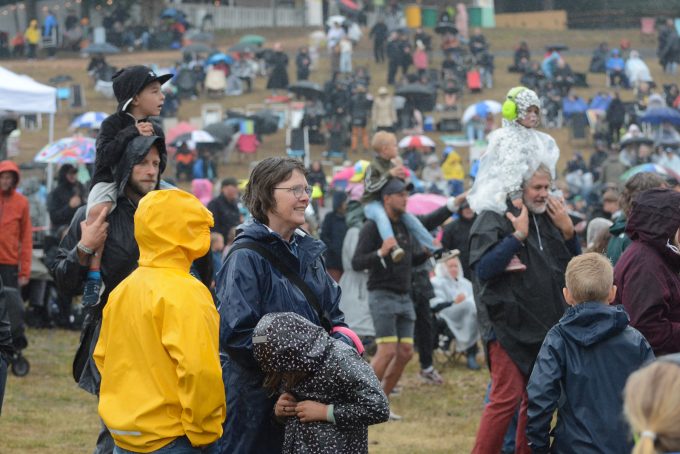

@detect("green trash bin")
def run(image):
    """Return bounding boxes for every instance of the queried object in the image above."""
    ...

[468,7,482,27]
[422,7,438,28]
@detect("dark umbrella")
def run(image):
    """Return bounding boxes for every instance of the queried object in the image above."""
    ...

[204,122,238,145]
[545,44,569,52]
[228,42,257,53]
[83,42,120,54]
[435,22,458,35]
[395,84,436,112]
[288,81,325,100]
[641,107,680,126]
[620,136,654,149]
[394,84,437,112]
[250,110,280,135]
[182,43,213,54]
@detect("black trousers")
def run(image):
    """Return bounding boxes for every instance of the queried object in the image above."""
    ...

[387,59,399,85]
[0,265,18,289]
[374,42,385,63]
[413,291,436,370]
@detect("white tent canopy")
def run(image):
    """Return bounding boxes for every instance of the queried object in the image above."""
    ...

[0,66,57,115]
[0,66,57,191]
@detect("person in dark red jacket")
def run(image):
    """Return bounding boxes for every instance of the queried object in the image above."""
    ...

[614,188,680,355]
[0,160,32,289]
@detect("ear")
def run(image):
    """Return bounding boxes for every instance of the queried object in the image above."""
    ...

[607,285,617,304]
[131,94,140,107]
[563,287,576,306]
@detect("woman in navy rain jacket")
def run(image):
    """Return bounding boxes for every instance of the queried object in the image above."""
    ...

[215,157,345,454]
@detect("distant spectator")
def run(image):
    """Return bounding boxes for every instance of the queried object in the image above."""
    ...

[625,50,653,88]
[24,19,40,59]
[512,41,531,73]
[606,49,629,88]
[469,27,488,56]
[207,177,242,241]
[371,87,397,133]
[295,46,311,81]
[605,91,626,144]
[320,191,348,283]
[47,164,85,233]
[266,42,289,95]
[369,18,388,63]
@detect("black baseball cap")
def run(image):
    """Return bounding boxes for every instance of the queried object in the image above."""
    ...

[381,178,414,198]
[112,65,173,112]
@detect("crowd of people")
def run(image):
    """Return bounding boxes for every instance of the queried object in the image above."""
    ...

[2,4,680,454]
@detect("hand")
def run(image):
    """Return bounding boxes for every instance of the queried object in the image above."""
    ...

[506,203,529,239]
[275,392,298,418]
[69,195,82,209]
[18,276,29,287]
[378,237,398,257]
[80,206,109,251]
[136,121,154,136]
[455,293,466,304]
[511,198,524,210]
[453,190,468,208]
[547,196,574,240]
[295,400,328,423]
[389,165,407,179]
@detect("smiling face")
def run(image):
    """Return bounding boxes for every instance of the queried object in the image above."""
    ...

[267,169,310,235]
[131,81,165,117]
[523,171,551,214]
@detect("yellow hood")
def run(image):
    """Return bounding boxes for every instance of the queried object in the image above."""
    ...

[135,189,214,271]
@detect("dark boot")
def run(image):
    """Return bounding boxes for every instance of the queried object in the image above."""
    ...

[466,345,480,370]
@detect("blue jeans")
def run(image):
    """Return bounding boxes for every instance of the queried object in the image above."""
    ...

[364,200,436,252]
[114,437,218,454]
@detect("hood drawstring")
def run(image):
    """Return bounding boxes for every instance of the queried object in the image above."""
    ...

[532,213,544,251]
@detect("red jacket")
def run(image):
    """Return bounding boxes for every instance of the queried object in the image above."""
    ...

[0,160,32,280]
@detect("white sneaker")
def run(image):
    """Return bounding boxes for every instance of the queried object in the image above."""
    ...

[388,411,402,421]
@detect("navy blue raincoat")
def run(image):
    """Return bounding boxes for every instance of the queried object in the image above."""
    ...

[526,302,654,454]
[215,220,345,454]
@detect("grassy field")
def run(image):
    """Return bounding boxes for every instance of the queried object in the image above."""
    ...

[0,24,673,453]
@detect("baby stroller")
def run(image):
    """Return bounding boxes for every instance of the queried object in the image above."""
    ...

[0,276,30,377]
[204,68,227,98]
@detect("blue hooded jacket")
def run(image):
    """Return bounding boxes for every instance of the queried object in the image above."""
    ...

[527,302,654,454]
[215,219,345,453]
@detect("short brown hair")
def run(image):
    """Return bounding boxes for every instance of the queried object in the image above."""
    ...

[564,252,613,304]
[242,157,307,225]
[621,172,667,217]
[371,131,396,153]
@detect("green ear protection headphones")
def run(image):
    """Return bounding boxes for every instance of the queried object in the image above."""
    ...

[501,86,528,121]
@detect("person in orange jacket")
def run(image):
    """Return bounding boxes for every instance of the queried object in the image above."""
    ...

[0,160,32,290]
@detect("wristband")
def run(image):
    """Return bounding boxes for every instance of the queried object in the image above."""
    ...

[326,404,335,424]
[77,242,95,255]
[513,230,527,242]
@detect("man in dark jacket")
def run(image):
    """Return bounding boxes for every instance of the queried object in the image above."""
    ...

[527,253,654,454]
[320,191,348,283]
[386,32,401,85]
[349,85,372,153]
[469,165,580,454]
[441,199,475,279]
[47,164,85,233]
[50,135,167,454]
[295,46,311,81]
[614,188,680,355]
[352,178,454,419]
[369,18,388,63]
[207,177,242,241]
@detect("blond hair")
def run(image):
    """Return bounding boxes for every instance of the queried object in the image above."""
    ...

[624,361,680,454]
[371,131,396,154]
[564,252,613,303]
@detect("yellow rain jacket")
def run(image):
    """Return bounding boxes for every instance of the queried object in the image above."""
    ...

[94,189,226,453]
[24,20,40,45]
[442,150,465,181]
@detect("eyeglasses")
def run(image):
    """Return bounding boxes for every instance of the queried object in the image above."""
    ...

[274,185,312,199]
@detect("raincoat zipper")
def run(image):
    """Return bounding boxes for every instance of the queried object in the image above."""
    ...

[532,213,543,251]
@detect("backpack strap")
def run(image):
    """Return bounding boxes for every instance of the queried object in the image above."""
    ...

[226,241,333,332]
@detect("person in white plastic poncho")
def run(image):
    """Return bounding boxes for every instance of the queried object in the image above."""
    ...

[467,87,560,216]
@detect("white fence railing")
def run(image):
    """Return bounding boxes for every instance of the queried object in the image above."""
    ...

[178,4,308,30]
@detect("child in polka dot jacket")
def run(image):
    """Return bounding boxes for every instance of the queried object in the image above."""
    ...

[253,312,390,453]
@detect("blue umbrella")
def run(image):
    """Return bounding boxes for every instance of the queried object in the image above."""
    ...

[641,107,680,126]
[161,7,179,18]
[69,111,108,130]
[206,53,234,66]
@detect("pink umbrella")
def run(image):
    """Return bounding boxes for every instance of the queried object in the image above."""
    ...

[331,166,356,184]
[166,122,197,146]
[407,193,448,215]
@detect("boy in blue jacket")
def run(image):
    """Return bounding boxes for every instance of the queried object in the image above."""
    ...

[527,252,654,454]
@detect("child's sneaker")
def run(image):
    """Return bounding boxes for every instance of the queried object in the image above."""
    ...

[504,255,527,272]
[391,246,405,263]
[419,367,444,385]
[82,277,102,308]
